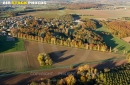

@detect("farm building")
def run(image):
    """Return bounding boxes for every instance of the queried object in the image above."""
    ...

[122,37,130,43]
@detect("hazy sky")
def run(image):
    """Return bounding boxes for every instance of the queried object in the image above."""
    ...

[0,0,130,2]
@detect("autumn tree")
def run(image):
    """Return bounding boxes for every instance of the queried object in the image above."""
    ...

[108,47,111,53]
[106,20,130,38]
[37,53,53,66]
[113,48,118,53]
[81,19,97,29]
[126,53,130,63]
[8,12,18,17]
[64,74,76,85]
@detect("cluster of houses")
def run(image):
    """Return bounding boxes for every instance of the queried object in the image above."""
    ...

[0,15,33,29]
[0,15,34,41]
[0,15,80,41]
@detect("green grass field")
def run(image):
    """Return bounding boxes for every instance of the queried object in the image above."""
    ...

[95,27,130,53]
[35,12,60,18]
[80,16,99,19]
[34,10,69,18]
[0,52,29,72]
[0,36,25,53]
[22,9,76,18]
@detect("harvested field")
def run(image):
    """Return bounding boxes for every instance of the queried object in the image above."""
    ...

[19,10,72,18]
[18,9,130,20]
[0,51,29,72]
[0,59,127,85]
[16,9,75,18]
[0,40,126,72]
[74,9,130,19]
[24,41,41,69]
[24,41,125,67]
[0,40,127,85]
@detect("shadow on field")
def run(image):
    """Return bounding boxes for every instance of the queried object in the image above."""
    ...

[91,19,102,28]
[117,46,125,51]
[0,36,19,53]
[94,57,116,69]
[93,30,118,48]
[0,72,18,85]
[17,13,26,16]
[73,62,84,68]
[16,76,36,85]
[50,69,76,83]
[49,50,74,63]
[0,71,15,75]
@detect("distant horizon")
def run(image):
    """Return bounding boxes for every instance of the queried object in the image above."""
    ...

[0,0,130,5]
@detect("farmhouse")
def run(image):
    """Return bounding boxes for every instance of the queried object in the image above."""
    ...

[122,37,130,43]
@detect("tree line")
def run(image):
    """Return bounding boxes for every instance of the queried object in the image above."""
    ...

[11,16,108,52]
[99,20,130,38]
[29,62,130,85]
[81,18,97,29]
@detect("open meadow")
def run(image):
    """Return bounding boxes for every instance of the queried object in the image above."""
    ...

[21,9,76,18]
[0,36,25,53]
[95,27,130,53]
[74,9,130,19]
[0,51,29,72]
[20,9,130,20]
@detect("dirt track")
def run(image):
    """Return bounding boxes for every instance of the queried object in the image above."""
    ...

[0,59,127,85]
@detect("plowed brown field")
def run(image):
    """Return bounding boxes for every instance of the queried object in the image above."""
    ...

[24,40,126,66]
[0,40,127,85]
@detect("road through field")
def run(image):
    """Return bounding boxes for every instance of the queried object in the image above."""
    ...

[24,41,125,67]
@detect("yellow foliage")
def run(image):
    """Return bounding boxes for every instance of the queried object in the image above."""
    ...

[37,54,43,61]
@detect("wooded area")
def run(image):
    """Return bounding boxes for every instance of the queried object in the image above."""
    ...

[13,15,108,52]
[100,20,130,38]
[62,3,100,9]
[29,62,130,85]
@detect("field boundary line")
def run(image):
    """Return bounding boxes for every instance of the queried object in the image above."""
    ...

[24,41,31,69]
[0,56,126,77]
[0,51,27,55]
[24,40,125,56]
